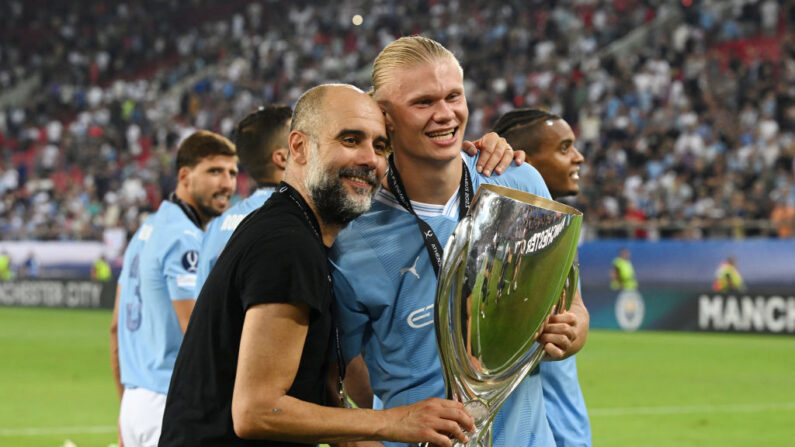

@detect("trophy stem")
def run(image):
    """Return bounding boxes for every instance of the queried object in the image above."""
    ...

[450,425,491,447]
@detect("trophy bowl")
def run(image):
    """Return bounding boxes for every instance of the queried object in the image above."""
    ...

[434,184,582,447]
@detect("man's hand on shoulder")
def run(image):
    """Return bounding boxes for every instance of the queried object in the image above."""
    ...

[462,132,525,177]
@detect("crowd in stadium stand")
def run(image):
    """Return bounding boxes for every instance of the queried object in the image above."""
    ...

[0,0,793,242]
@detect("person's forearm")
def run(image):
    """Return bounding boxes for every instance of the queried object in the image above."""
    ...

[172,298,195,334]
[110,287,124,400]
[232,394,391,443]
[232,392,471,446]
[110,335,123,399]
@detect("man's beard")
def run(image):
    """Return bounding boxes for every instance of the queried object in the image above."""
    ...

[194,193,227,219]
[304,148,380,227]
[196,202,222,219]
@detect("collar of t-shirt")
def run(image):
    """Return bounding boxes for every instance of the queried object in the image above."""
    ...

[252,185,277,197]
[167,192,202,229]
[375,187,461,219]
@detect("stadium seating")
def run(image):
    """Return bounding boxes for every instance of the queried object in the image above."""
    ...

[0,0,793,243]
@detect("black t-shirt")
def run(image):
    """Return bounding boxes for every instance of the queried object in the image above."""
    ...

[159,185,333,447]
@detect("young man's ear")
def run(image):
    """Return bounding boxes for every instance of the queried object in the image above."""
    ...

[288,131,310,165]
[271,148,289,170]
[383,112,396,134]
[177,166,192,187]
[376,100,395,133]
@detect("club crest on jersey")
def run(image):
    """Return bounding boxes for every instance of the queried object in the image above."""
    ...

[181,250,199,272]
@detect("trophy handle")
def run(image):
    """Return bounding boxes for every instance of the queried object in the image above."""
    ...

[434,215,471,400]
[556,262,579,313]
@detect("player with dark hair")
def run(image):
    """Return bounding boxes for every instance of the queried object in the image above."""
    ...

[158,84,475,447]
[330,36,557,446]
[492,109,584,199]
[493,108,591,447]
[194,105,292,295]
[110,130,238,447]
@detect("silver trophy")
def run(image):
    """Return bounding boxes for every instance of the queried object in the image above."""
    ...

[433,184,582,447]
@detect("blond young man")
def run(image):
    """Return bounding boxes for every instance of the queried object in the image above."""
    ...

[331,37,562,447]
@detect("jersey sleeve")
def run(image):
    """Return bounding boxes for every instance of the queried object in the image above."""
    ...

[329,230,390,363]
[237,228,328,313]
[162,229,202,301]
[465,153,552,200]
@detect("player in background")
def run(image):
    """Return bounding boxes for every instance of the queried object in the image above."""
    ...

[194,105,292,296]
[110,131,238,447]
[493,108,591,447]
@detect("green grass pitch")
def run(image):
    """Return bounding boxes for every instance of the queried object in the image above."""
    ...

[1,307,794,446]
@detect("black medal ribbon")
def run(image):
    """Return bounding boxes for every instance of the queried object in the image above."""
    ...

[275,181,323,241]
[274,181,348,406]
[386,154,473,277]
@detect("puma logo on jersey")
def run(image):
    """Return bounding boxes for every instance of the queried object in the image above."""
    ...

[220,214,247,231]
[407,304,434,328]
[400,256,421,279]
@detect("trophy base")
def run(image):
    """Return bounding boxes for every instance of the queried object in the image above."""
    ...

[455,426,491,447]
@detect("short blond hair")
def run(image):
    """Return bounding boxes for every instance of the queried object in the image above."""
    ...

[371,36,461,98]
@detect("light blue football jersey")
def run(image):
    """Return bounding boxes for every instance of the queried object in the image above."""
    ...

[194,187,275,297]
[541,356,591,446]
[117,200,202,394]
[330,153,555,447]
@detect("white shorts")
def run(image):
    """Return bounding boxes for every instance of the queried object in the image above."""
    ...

[119,387,167,447]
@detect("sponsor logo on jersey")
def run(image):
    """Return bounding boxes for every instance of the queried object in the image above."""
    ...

[181,250,199,272]
[408,304,434,328]
[699,294,795,333]
[176,274,197,288]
